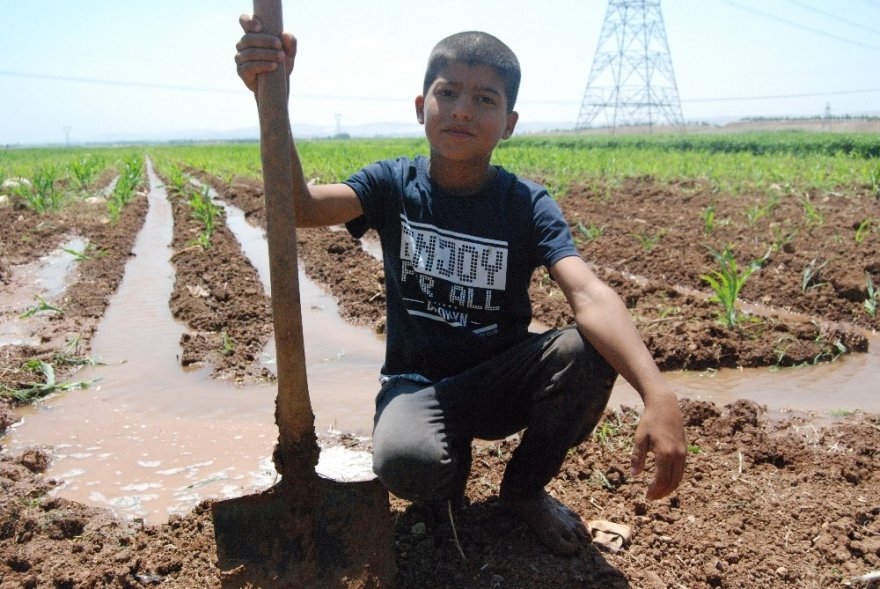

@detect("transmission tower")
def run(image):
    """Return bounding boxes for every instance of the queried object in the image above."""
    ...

[576,0,684,132]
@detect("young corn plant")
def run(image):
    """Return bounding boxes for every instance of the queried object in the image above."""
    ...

[20,294,63,318]
[701,203,716,235]
[62,242,106,262]
[770,222,798,253]
[575,221,606,242]
[865,273,877,318]
[108,155,144,222]
[22,167,61,213]
[629,229,665,251]
[0,360,96,404]
[701,246,763,327]
[801,198,824,226]
[854,219,872,244]
[188,184,220,249]
[69,155,103,189]
[166,165,188,194]
[801,257,828,292]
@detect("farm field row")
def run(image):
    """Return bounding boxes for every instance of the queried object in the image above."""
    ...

[0,133,878,587]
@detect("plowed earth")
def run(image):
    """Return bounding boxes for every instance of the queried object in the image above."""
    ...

[0,165,878,588]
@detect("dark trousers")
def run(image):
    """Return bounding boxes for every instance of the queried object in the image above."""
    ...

[371,326,618,502]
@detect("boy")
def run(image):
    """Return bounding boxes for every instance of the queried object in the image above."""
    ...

[235,16,686,556]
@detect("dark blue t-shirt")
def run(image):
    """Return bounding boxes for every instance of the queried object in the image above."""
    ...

[345,155,578,381]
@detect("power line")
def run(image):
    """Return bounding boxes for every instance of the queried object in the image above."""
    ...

[0,70,240,94]
[682,87,880,103]
[719,0,880,51]
[0,70,412,103]
[783,0,880,36]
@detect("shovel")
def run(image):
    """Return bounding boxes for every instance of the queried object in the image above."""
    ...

[211,2,394,586]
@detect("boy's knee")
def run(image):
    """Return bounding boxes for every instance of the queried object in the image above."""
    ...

[544,327,616,392]
[372,433,449,501]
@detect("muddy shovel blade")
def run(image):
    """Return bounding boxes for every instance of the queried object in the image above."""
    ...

[212,477,394,589]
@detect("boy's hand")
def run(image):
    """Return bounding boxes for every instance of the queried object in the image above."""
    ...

[630,390,686,500]
[234,13,296,94]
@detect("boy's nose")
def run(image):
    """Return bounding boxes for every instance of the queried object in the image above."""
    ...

[450,97,475,120]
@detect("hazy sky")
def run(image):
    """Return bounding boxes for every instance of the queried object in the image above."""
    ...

[1,0,878,145]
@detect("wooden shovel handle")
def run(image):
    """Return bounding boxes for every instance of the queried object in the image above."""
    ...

[252,0,317,457]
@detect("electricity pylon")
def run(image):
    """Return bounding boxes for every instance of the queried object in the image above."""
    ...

[575,0,684,132]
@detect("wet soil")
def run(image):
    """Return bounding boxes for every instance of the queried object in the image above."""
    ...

[1,165,878,588]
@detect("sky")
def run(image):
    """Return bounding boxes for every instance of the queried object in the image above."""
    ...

[1,0,879,145]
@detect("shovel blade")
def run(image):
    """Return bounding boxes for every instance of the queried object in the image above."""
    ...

[212,477,395,588]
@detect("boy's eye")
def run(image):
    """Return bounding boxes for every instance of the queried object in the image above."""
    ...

[436,88,456,98]
[477,95,497,106]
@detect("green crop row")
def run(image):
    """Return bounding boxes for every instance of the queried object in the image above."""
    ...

[0,147,147,215]
[150,131,879,201]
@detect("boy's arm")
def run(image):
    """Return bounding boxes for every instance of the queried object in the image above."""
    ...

[235,14,363,228]
[549,255,686,500]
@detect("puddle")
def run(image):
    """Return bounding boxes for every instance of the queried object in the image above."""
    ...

[0,237,86,346]
[610,335,880,420]
[2,164,879,524]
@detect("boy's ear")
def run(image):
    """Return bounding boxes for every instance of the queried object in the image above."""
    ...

[502,110,519,140]
[415,95,425,124]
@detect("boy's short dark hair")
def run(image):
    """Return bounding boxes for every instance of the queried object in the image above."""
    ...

[423,31,521,112]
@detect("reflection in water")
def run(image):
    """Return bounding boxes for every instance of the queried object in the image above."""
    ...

[1,165,878,524]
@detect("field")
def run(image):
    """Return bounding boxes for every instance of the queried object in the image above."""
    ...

[1,132,879,588]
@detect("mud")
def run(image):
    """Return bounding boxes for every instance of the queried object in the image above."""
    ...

[0,164,878,588]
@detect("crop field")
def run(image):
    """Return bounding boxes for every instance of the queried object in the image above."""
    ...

[1,132,879,587]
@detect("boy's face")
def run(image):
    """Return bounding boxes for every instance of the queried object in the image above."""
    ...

[415,61,518,163]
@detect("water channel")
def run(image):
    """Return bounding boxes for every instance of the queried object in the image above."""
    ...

[2,162,878,524]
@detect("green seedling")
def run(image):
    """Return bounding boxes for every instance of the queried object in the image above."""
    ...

[69,155,103,189]
[687,445,703,455]
[0,360,97,404]
[629,229,665,251]
[770,223,798,253]
[869,165,880,199]
[744,203,767,226]
[220,331,235,356]
[801,198,824,226]
[801,257,828,292]
[20,295,63,318]
[187,184,220,249]
[854,218,872,244]
[22,167,61,213]
[108,155,144,222]
[575,221,606,242]
[166,165,188,194]
[701,245,763,327]
[62,243,106,262]
[53,334,102,367]
[701,203,716,234]
[865,273,877,318]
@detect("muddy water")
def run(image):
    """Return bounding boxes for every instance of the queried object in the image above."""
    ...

[0,237,85,346]
[3,166,879,525]
[3,163,381,523]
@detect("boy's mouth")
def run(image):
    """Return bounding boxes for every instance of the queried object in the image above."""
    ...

[444,126,474,138]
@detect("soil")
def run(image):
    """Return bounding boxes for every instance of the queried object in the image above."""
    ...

[0,161,878,588]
